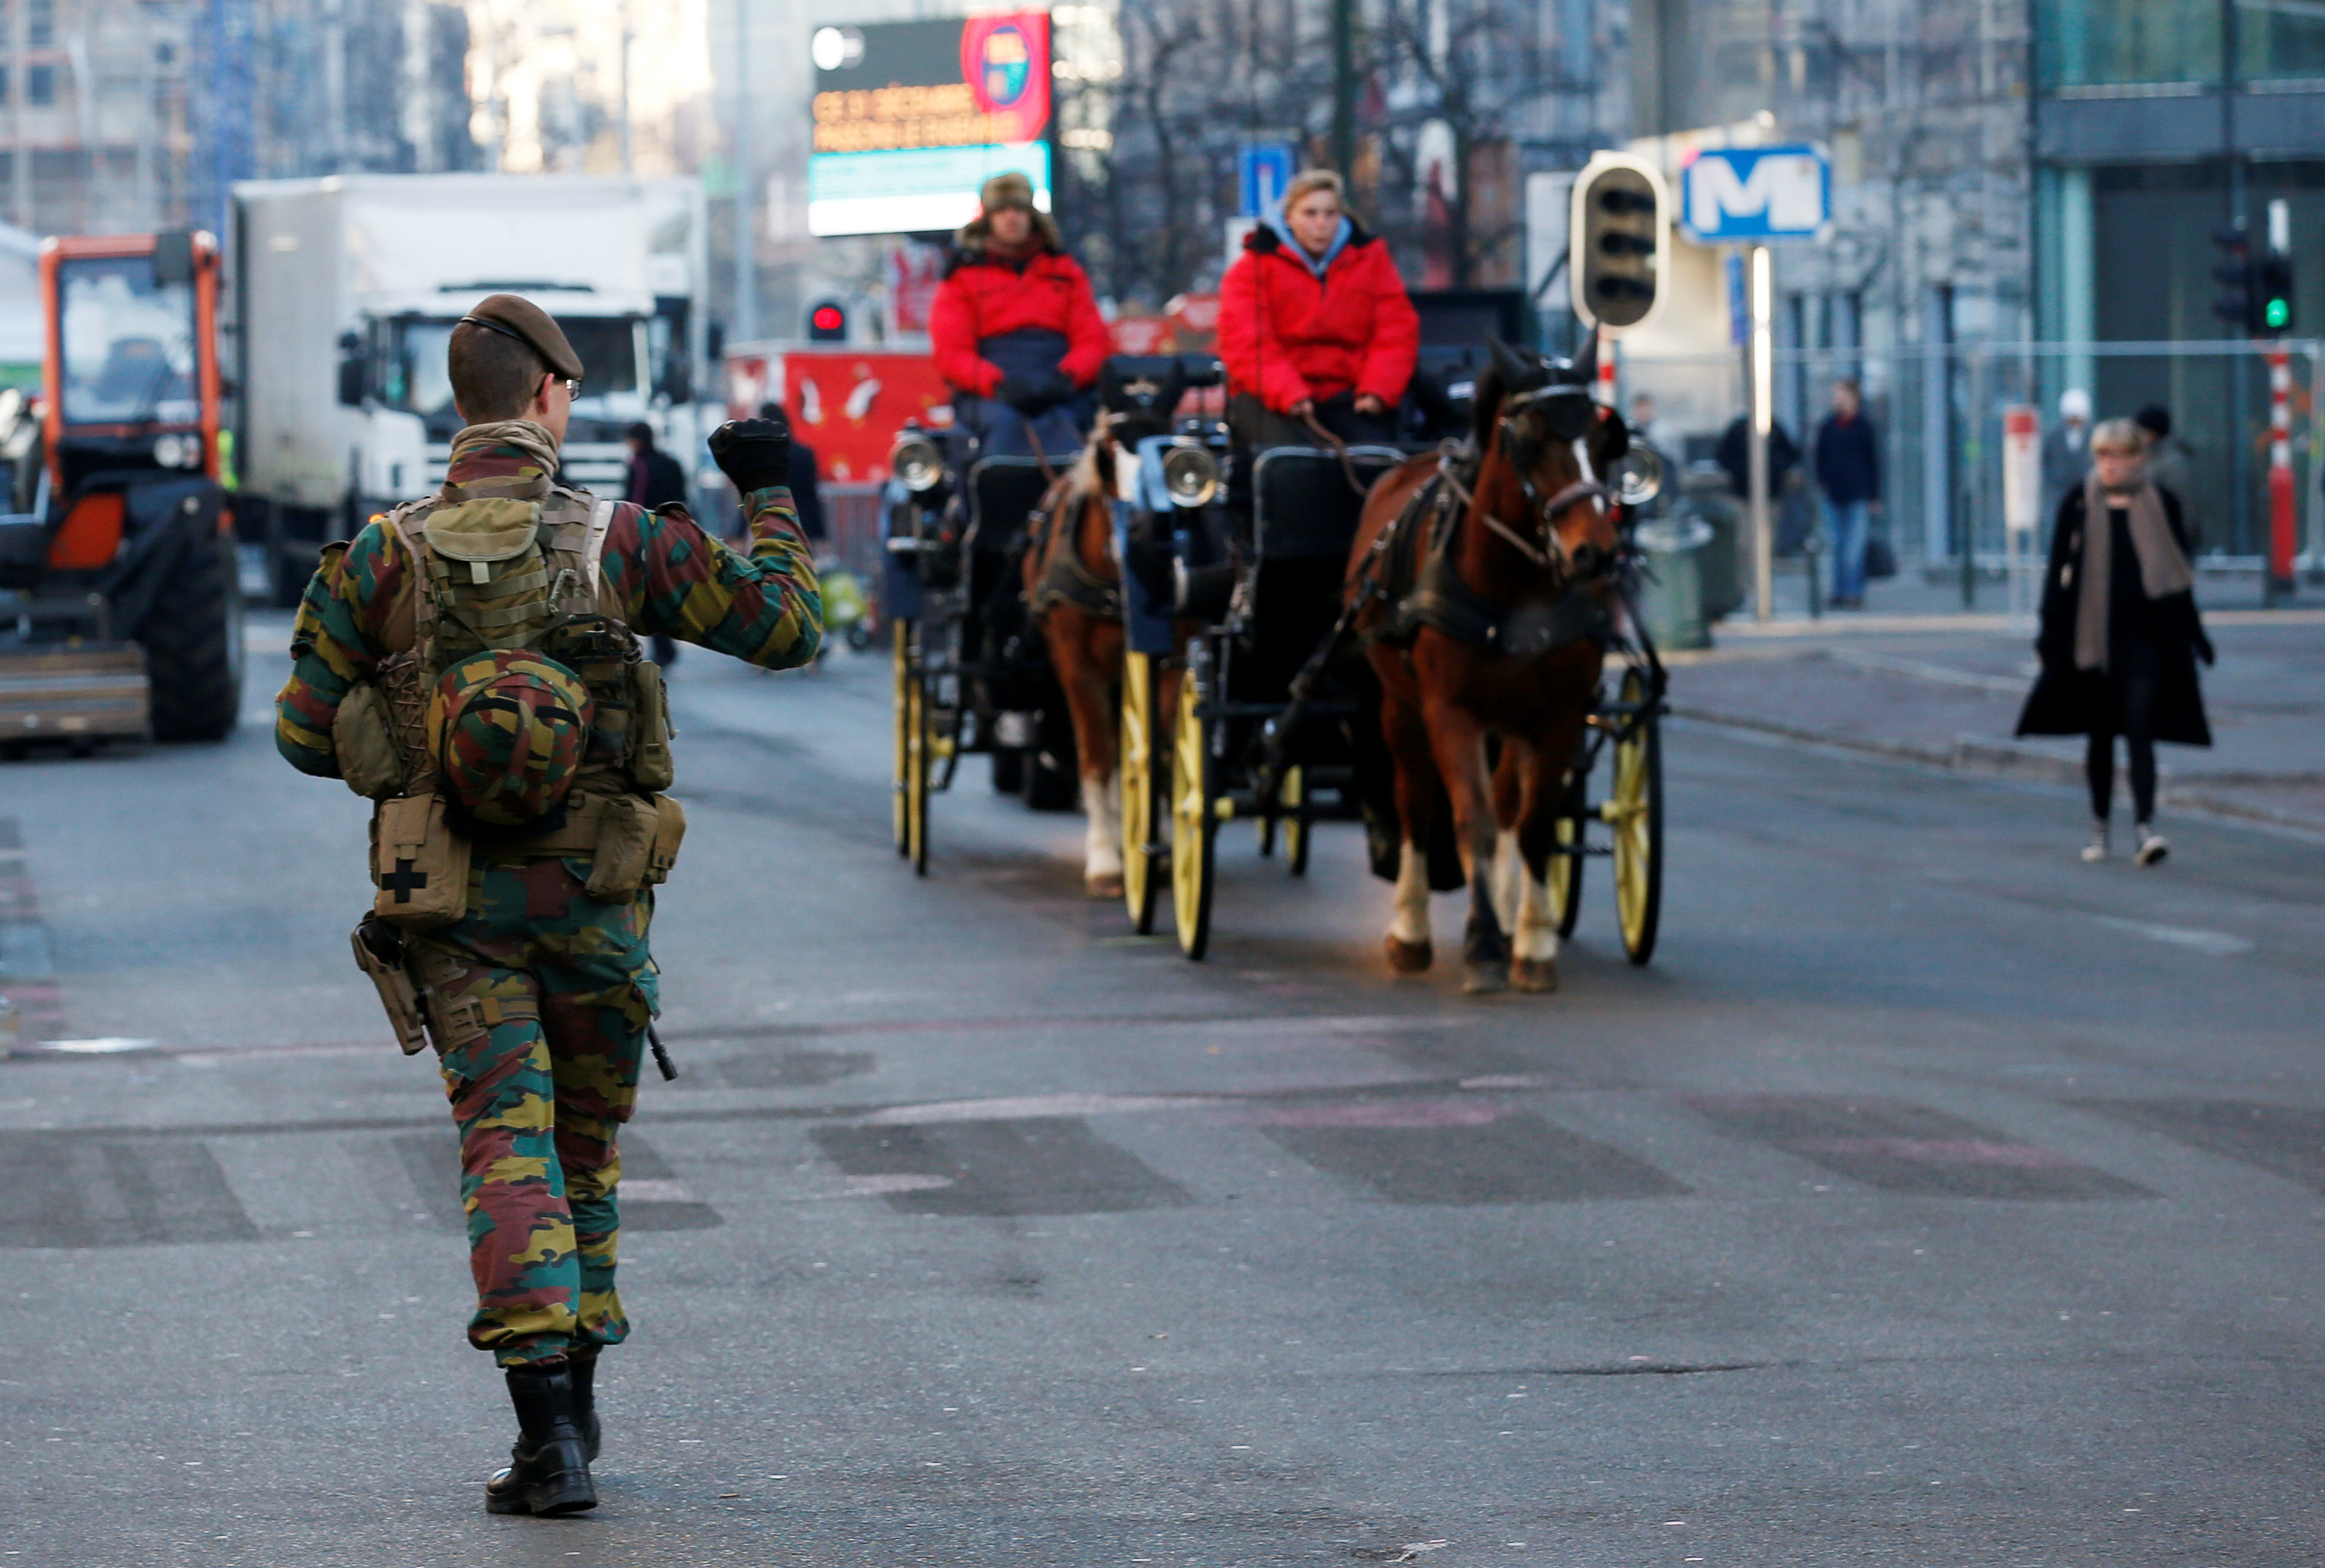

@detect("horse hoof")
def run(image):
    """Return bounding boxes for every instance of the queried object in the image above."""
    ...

[1511,958,1561,993]
[1086,873,1124,899]
[1384,936,1433,975]
[1462,963,1510,996]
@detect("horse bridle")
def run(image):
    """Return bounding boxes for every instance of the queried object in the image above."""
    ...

[1442,380,1611,579]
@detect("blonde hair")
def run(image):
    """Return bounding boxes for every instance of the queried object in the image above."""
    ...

[1282,169,1346,214]
[2089,417,2145,455]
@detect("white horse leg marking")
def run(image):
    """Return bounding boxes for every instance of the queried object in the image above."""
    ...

[1490,829,1522,933]
[1389,840,1431,946]
[1512,859,1559,963]
[1083,771,1124,881]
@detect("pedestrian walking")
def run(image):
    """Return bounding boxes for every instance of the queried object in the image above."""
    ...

[1715,411,1799,504]
[2041,388,2092,528]
[275,295,822,1514]
[1628,391,1682,468]
[626,422,690,668]
[2017,416,2213,867]
[2133,404,2202,552]
[1812,379,1881,609]
[742,404,826,546]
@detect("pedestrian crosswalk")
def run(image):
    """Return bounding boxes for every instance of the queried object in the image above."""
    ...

[12,1086,2321,1249]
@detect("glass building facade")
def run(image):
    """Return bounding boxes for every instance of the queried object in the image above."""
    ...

[2033,0,2325,554]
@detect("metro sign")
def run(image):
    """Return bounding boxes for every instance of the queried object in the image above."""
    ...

[1681,145,1830,243]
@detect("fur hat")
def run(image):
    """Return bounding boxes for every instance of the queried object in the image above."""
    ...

[955,171,1062,253]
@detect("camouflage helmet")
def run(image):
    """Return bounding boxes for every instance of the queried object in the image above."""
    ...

[430,651,593,829]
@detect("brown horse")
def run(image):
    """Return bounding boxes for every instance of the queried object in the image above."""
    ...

[1348,342,1630,993]
[1023,435,1128,897]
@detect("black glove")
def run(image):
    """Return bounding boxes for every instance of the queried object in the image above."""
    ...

[994,375,1045,414]
[997,372,1077,415]
[709,415,792,494]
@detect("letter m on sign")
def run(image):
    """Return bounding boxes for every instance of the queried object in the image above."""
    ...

[1682,147,1830,243]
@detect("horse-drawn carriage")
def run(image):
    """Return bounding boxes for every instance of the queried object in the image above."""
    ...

[1119,340,1671,979]
[881,424,1078,874]
[883,335,1673,987]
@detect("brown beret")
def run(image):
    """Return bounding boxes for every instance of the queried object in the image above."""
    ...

[458,293,584,382]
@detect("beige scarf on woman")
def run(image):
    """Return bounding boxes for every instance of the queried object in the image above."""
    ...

[2075,474,2194,672]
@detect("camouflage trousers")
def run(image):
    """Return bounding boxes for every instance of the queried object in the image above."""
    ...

[410,855,658,1366]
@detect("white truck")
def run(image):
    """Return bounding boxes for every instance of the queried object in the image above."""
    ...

[230,174,719,602]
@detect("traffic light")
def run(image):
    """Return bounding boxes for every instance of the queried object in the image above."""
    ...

[2257,249,2296,336]
[1569,152,1670,335]
[2213,225,2255,333]
[807,298,847,342]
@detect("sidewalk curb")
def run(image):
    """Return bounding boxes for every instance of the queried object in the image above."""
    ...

[1675,706,2325,835]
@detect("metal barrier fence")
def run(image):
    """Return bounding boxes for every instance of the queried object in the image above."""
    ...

[823,482,887,591]
[1614,340,2325,577]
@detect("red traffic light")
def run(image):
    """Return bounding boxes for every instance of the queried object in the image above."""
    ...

[809,300,847,340]
[811,306,843,330]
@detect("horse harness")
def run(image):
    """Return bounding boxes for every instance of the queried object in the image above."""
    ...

[1373,391,1619,659]
[1024,479,1122,622]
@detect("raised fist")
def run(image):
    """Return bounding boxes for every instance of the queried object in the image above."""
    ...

[708,416,792,494]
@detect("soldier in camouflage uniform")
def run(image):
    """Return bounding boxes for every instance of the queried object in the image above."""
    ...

[276,294,820,1514]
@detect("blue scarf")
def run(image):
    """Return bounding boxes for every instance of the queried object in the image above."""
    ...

[1265,209,1351,280]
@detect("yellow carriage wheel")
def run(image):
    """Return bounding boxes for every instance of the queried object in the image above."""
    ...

[891,622,914,856]
[904,641,932,878]
[1281,765,1309,877]
[1607,666,1663,964]
[1547,794,1583,937]
[1119,650,1165,933]
[1170,651,1215,961]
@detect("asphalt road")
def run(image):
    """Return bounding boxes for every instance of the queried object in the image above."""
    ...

[3,619,2322,1567]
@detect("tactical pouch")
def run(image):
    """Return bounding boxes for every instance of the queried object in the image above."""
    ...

[647,794,687,885]
[404,939,507,1058]
[584,793,659,902]
[628,659,676,792]
[371,792,471,928]
[333,682,405,799]
[350,917,430,1056]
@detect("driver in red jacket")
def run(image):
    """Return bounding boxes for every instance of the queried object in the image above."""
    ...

[1218,168,1419,451]
[930,171,1111,460]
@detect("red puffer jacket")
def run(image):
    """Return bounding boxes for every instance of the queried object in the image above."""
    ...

[930,241,1113,397]
[1218,223,1420,414]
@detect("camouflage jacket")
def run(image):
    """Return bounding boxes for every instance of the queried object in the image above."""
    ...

[276,441,821,778]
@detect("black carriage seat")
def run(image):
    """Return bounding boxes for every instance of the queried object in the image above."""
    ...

[1243,444,1408,698]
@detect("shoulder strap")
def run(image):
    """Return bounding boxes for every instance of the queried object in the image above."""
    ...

[386,499,440,650]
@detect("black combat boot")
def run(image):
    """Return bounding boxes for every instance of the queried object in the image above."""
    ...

[483,1360,598,1516]
[567,1344,601,1462]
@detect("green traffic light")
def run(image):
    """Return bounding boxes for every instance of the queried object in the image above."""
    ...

[2267,298,2291,329]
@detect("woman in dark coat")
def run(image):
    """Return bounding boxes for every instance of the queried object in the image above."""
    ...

[2017,417,2215,865]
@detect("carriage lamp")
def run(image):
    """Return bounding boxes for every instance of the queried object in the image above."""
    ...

[890,436,944,492]
[1161,441,1220,509]
[1613,447,1663,509]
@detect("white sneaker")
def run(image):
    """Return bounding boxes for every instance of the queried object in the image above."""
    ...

[2080,823,2108,863]
[2135,826,2169,867]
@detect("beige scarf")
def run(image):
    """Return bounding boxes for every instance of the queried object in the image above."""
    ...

[2075,474,2194,673]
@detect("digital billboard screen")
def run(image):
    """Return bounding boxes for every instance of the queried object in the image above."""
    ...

[809,14,1053,239]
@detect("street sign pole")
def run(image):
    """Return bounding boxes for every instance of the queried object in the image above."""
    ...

[1749,245,1773,623]
[2002,403,2041,629]
[2269,346,2294,601]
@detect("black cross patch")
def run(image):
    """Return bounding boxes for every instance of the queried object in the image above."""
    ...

[382,858,430,903]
